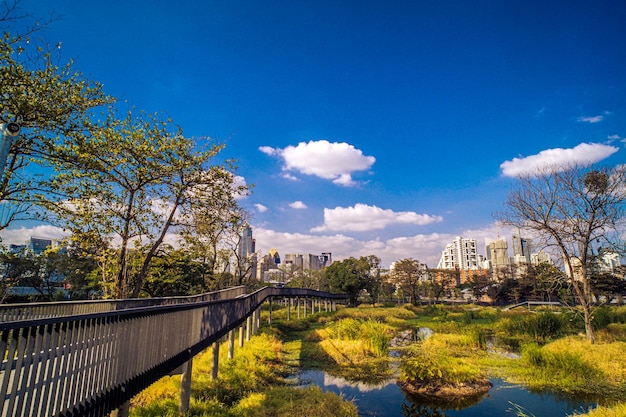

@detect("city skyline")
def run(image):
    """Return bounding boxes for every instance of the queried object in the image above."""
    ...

[2,1,626,268]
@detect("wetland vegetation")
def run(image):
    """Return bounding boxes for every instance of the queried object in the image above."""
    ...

[129,303,626,416]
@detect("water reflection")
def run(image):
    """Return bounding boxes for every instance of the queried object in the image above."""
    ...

[295,370,595,417]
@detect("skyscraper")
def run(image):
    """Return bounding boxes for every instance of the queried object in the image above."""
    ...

[239,225,255,259]
[511,229,532,264]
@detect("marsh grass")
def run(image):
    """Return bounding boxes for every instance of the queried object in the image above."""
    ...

[398,332,486,388]
[496,311,566,343]
[573,402,626,417]
[231,386,358,417]
[506,337,626,399]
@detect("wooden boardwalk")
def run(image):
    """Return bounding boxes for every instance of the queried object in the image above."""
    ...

[0,286,345,417]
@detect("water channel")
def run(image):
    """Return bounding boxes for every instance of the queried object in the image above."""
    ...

[292,329,598,417]
[296,370,595,417]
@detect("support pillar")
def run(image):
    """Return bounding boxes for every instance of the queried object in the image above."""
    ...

[246,316,252,341]
[179,357,193,414]
[255,308,261,332]
[287,298,291,321]
[211,341,219,380]
[228,329,235,359]
[297,297,301,319]
[303,298,307,318]
[268,299,273,326]
[239,324,245,347]
[318,299,322,313]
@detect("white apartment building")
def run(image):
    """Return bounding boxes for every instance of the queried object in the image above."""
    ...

[437,236,479,270]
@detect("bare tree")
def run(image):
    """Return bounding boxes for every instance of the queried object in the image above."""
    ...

[496,164,626,343]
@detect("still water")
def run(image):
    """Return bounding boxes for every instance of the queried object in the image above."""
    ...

[296,369,596,417]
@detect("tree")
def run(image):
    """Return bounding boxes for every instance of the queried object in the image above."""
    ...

[496,164,626,343]
[389,258,425,305]
[41,108,246,298]
[325,256,378,306]
[0,6,112,229]
[528,262,567,303]
[0,246,69,301]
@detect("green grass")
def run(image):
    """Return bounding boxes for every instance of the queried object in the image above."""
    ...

[130,331,357,416]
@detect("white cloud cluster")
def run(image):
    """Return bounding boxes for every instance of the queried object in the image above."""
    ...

[260,140,375,186]
[500,143,619,177]
[252,224,506,268]
[289,201,307,209]
[310,203,443,232]
[0,222,512,269]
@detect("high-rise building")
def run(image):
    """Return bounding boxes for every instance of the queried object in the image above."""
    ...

[511,229,532,264]
[437,236,479,270]
[321,252,332,267]
[487,238,509,281]
[239,225,255,259]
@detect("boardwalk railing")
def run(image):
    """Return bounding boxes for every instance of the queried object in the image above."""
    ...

[503,300,562,311]
[0,287,346,417]
[0,286,249,323]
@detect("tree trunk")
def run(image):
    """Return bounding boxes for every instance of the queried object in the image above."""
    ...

[131,196,181,298]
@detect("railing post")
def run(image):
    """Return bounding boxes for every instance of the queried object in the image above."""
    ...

[246,316,252,341]
[179,357,193,414]
[228,329,235,359]
[239,324,245,347]
[211,341,220,380]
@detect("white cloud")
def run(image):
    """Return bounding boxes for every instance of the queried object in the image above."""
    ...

[260,140,375,187]
[289,201,307,209]
[577,115,604,123]
[258,146,278,156]
[608,134,621,140]
[281,173,299,181]
[254,203,268,213]
[500,143,619,177]
[0,225,70,246]
[310,203,443,232]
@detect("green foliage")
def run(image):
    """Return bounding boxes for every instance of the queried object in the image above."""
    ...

[324,256,379,306]
[496,312,566,343]
[399,346,482,385]
[325,318,390,357]
[521,342,604,386]
[592,306,626,330]
[232,386,358,417]
[0,16,112,230]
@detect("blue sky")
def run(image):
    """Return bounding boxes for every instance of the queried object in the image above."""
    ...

[3,0,626,267]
